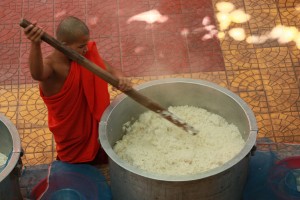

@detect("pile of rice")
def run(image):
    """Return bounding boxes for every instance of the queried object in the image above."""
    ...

[114,105,245,176]
[0,152,8,167]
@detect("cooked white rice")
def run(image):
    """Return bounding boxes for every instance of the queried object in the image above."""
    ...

[0,152,8,166]
[114,105,245,176]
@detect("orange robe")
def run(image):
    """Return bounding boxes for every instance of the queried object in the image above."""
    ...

[40,41,110,163]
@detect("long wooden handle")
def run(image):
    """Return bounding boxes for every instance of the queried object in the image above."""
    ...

[19,19,198,134]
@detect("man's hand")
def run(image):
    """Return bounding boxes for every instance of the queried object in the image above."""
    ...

[24,22,44,43]
[117,77,132,92]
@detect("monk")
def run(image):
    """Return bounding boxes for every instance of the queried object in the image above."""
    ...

[23,16,132,165]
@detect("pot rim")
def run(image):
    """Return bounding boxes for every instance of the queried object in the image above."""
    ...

[0,113,21,182]
[99,78,257,181]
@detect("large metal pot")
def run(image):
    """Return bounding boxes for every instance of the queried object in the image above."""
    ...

[0,113,22,200]
[99,78,257,200]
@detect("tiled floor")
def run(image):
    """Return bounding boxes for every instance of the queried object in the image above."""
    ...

[0,0,299,168]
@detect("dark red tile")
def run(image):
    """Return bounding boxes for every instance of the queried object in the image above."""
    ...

[155,62,191,75]
[22,1,54,22]
[93,37,122,70]
[189,50,225,72]
[0,64,19,84]
[152,14,184,35]
[0,0,22,14]
[0,24,21,44]
[0,7,22,25]
[20,42,53,80]
[149,0,182,15]
[187,34,221,52]
[119,0,150,17]
[119,16,153,36]
[181,0,214,14]
[88,17,119,38]
[0,43,20,65]
[122,55,156,76]
[153,34,190,70]
[54,1,85,23]
[121,34,154,57]
[182,11,217,32]
[87,0,118,18]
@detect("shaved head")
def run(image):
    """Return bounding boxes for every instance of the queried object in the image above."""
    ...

[56,16,89,44]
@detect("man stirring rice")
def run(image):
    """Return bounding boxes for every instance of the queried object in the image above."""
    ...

[23,16,132,165]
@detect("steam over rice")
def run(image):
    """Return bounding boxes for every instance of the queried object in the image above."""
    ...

[114,105,245,176]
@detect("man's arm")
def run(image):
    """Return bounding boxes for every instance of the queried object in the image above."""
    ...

[24,24,53,81]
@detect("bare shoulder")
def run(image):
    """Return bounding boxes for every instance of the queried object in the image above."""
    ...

[40,53,71,96]
[43,54,55,69]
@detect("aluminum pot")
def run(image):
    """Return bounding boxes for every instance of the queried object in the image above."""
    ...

[0,113,22,200]
[99,78,257,200]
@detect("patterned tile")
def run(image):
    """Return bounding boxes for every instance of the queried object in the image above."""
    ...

[22,1,54,22]
[294,66,300,84]
[0,5,22,25]
[247,9,281,30]
[152,14,184,35]
[275,136,300,143]
[244,0,277,10]
[154,33,190,73]
[261,67,299,113]
[149,0,182,15]
[223,49,259,71]
[187,34,222,52]
[277,0,299,8]
[279,7,300,29]
[212,0,245,9]
[118,0,150,17]
[0,87,18,107]
[54,1,86,23]
[18,87,48,127]
[0,64,19,85]
[22,151,53,166]
[0,105,17,125]
[119,16,153,36]
[157,73,193,79]
[93,37,122,71]
[0,24,21,44]
[250,28,287,48]
[88,17,119,38]
[182,11,217,31]
[20,128,53,154]
[255,113,274,138]
[265,89,299,112]
[256,47,293,68]
[239,91,269,114]
[189,50,225,72]
[191,71,228,87]
[122,55,156,76]
[227,69,263,92]
[218,23,253,47]
[121,34,154,57]
[183,0,214,13]
[261,68,298,90]
[86,0,118,19]
[0,0,22,10]
[270,112,300,139]
[288,44,300,65]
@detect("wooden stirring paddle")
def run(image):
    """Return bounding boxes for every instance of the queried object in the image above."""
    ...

[19,18,198,135]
